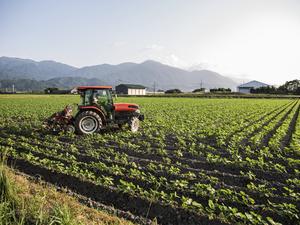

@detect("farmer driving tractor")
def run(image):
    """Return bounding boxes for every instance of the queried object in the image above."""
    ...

[92,89,113,117]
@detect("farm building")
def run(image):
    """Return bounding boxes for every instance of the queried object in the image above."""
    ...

[116,84,146,95]
[237,80,269,93]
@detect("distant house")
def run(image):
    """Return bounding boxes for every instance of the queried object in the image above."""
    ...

[237,80,269,93]
[116,84,146,95]
[70,88,78,94]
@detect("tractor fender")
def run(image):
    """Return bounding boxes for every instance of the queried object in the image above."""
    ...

[77,106,107,125]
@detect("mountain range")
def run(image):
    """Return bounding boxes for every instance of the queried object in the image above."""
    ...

[0,56,239,91]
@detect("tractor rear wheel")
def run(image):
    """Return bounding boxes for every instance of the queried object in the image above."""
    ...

[129,117,139,133]
[75,111,102,134]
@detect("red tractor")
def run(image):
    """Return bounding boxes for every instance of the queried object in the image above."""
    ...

[45,86,144,134]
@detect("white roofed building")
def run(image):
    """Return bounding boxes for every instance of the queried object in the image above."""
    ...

[115,84,146,95]
[237,80,269,93]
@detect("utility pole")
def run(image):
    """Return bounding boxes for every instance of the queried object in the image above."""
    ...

[12,84,15,93]
[153,82,156,94]
[200,80,203,89]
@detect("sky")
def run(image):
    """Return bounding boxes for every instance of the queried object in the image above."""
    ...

[1,0,300,85]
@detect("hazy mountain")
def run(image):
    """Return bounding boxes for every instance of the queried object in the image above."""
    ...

[70,60,238,90]
[0,56,238,91]
[0,77,107,91]
[45,77,108,89]
[0,56,77,80]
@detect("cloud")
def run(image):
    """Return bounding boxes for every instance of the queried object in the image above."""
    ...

[144,44,165,51]
[111,41,126,47]
[162,54,188,68]
[187,62,213,71]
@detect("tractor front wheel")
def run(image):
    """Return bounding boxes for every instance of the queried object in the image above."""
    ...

[75,111,102,134]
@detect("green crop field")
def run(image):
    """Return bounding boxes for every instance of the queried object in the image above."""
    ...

[0,95,299,225]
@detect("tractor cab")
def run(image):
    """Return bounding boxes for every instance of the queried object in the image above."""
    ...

[78,86,114,118]
[74,86,144,134]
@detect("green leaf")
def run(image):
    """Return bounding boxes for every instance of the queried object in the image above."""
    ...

[266,217,282,225]
[208,200,215,210]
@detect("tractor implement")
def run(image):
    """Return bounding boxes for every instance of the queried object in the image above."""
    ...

[43,105,75,133]
[44,86,144,134]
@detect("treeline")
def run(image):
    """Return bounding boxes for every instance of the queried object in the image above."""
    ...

[165,88,232,94]
[209,88,231,93]
[0,79,48,92]
[251,80,300,95]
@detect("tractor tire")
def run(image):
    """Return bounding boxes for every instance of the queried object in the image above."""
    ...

[75,111,102,134]
[129,117,139,133]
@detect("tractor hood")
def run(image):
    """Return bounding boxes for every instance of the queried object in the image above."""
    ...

[114,103,139,112]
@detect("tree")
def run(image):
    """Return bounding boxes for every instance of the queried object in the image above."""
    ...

[250,86,277,94]
[192,88,205,93]
[278,79,300,94]
[44,87,59,94]
[165,89,182,94]
[210,88,231,93]
[250,79,300,95]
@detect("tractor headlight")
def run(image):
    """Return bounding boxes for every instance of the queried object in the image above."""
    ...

[135,109,140,114]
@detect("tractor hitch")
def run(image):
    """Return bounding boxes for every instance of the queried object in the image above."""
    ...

[43,105,75,133]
